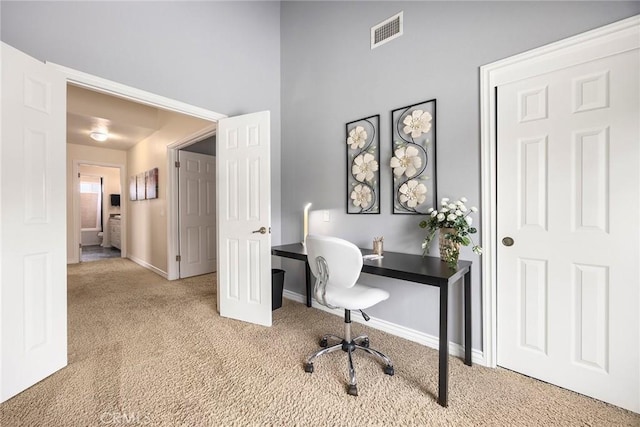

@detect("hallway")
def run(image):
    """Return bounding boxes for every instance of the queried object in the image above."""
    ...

[80,245,121,262]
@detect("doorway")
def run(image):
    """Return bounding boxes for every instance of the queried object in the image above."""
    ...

[2,43,223,404]
[1,43,272,403]
[480,17,639,412]
[176,136,217,278]
[77,164,123,262]
[65,79,219,272]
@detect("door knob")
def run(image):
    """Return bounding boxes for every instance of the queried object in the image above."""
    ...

[502,237,514,247]
[252,227,267,234]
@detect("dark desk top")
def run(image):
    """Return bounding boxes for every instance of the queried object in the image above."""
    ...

[272,243,471,287]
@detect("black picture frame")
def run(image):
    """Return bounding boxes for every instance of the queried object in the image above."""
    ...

[346,114,380,214]
[390,99,437,214]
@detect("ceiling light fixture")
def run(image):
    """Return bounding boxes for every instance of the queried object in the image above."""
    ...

[90,131,108,142]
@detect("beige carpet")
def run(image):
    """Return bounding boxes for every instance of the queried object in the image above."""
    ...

[0,258,637,426]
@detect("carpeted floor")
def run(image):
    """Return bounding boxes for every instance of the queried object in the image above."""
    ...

[0,258,637,426]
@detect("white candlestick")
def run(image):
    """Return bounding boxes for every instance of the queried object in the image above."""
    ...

[303,203,312,245]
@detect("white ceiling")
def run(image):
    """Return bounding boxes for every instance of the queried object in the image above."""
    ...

[67,85,162,151]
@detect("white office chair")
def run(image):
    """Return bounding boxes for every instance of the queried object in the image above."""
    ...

[303,235,394,396]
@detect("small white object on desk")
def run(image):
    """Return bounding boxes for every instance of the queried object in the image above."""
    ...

[363,254,383,260]
[302,202,312,245]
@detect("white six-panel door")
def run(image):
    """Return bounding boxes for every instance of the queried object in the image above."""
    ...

[497,47,639,411]
[178,150,216,278]
[1,43,67,402]
[217,111,272,327]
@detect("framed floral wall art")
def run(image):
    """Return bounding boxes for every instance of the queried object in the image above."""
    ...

[390,99,437,214]
[346,115,380,214]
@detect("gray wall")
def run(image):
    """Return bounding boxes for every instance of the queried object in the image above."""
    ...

[1,0,282,244]
[280,1,639,350]
[183,135,216,156]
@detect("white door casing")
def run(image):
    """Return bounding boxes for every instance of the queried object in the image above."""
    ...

[48,61,224,281]
[495,35,639,411]
[1,43,67,402]
[179,151,216,278]
[217,111,272,327]
[166,126,217,281]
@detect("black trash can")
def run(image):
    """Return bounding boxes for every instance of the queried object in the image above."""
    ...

[271,269,285,310]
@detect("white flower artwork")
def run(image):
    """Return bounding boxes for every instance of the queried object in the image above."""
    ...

[390,145,422,178]
[346,115,380,214]
[351,184,372,209]
[391,99,437,214]
[398,180,427,208]
[402,109,433,138]
[352,153,379,182]
[346,126,367,150]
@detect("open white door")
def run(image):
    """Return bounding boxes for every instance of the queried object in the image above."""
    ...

[179,150,216,278]
[1,43,67,402]
[217,111,271,327]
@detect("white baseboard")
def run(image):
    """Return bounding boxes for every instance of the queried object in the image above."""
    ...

[283,289,486,366]
[127,255,168,279]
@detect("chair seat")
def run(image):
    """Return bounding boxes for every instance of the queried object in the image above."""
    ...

[325,283,389,310]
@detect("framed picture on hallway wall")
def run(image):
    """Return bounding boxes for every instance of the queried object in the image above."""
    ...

[146,168,158,200]
[136,172,146,200]
[129,176,137,201]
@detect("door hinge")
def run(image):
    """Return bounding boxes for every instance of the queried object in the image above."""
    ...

[79,243,82,248]
[176,255,181,262]
[175,161,180,168]
[78,172,81,178]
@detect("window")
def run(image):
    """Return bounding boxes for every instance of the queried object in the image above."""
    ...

[80,175,102,231]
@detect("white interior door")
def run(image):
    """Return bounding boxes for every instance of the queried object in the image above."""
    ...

[1,43,67,402]
[178,150,216,278]
[497,48,639,412]
[217,111,271,327]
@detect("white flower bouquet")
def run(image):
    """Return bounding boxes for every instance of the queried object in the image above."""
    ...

[419,197,482,266]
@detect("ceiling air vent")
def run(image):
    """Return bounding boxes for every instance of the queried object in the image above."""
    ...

[371,11,403,49]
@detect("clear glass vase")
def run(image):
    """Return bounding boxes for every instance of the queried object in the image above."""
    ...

[439,228,460,266]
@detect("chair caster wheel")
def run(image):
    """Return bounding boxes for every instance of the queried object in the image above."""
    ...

[319,338,328,348]
[384,365,394,376]
[361,338,370,348]
[347,384,358,396]
[304,363,314,373]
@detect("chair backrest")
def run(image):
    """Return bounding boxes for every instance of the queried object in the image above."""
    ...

[306,235,363,290]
